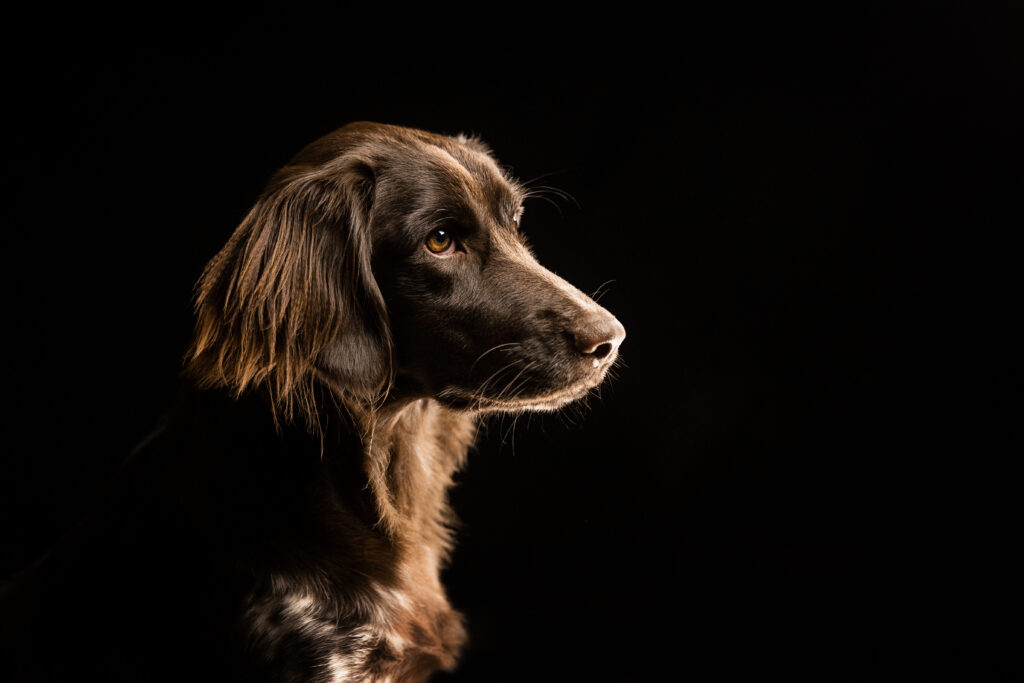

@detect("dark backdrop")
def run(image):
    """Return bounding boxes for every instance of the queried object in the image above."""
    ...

[2,3,1019,678]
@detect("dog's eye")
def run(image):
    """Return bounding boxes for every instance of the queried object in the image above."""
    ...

[425,229,455,255]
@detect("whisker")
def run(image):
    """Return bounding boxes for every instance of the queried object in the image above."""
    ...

[524,193,565,216]
[469,359,524,410]
[470,342,521,372]
[521,183,581,218]
[493,360,538,404]
[500,411,523,454]
[520,168,573,189]
[590,279,616,303]
[524,184,580,209]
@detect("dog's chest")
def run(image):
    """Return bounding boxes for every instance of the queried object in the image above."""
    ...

[242,582,463,683]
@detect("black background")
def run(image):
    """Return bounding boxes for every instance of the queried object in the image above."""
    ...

[2,2,1019,678]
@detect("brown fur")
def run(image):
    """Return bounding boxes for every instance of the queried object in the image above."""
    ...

[1,122,624,682]
[188,132,391,430]
[186,121,625,680]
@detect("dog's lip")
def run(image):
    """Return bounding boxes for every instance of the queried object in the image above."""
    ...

[442,374,601,412]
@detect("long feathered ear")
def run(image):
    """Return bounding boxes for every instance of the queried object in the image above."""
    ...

[186,156,391,429]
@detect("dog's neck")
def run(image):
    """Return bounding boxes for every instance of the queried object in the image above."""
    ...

[354,397,476,578]
[153,384,476,582]
[103,383,476,675]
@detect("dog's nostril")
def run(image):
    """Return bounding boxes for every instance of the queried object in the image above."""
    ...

[572,314,626,361]
[591,342,614,360]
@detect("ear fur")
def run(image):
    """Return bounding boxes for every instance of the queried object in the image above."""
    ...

[186,157,391,430]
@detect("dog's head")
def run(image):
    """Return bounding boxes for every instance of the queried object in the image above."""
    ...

[188,122,624,424]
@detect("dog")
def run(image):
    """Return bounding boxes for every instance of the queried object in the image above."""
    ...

[0,122,625,681]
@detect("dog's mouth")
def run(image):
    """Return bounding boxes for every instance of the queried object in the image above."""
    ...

[437,372,607,413]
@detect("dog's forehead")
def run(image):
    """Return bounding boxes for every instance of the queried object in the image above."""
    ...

[412,140,524,223]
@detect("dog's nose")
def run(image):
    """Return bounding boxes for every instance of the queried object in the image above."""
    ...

[572,313,626,361]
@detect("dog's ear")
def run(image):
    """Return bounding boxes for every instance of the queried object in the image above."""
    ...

[187,155,391,428]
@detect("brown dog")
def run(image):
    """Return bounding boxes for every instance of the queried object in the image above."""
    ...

[2,122,624,682]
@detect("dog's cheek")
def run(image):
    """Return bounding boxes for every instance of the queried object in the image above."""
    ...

[390,267,481,354]
[318,325,391,396]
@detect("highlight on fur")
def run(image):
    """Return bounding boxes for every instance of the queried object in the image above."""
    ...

[2,122,625,683]
[187,155,392,431]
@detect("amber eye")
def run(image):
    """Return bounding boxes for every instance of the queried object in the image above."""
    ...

[425,228,455,254]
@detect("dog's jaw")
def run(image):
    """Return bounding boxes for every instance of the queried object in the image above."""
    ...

[435,362,617,414]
